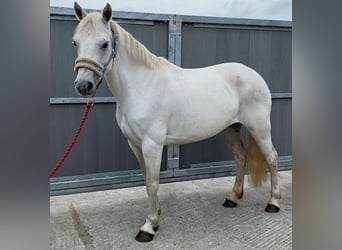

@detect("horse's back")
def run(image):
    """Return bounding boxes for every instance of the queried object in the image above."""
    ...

[207,62,271,104]
[175,62,272,117]
[163,62,271,144]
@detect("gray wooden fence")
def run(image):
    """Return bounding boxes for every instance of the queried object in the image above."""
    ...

[50,7,292,195]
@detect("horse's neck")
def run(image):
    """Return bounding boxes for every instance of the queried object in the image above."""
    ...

[105,44,153,104]
[105,22,171,104]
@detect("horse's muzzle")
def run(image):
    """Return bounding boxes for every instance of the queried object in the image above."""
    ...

[74,78,96,97]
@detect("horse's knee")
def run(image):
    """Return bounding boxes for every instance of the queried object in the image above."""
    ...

[146,181,159,195]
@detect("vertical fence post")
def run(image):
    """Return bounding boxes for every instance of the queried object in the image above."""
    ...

[167,15,182,171]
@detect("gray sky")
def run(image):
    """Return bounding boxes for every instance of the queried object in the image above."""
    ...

[50,0,292,21]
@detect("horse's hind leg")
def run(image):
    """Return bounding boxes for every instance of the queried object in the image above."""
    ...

[246,121,281,213]
[222,123,247,208]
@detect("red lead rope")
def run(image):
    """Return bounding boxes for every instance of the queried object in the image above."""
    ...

[49,102,93,178]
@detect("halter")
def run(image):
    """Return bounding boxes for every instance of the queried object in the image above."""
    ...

[74,31,118,89]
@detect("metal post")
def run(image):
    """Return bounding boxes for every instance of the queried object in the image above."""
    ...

[168,15,182,66]
[167,15,182,170]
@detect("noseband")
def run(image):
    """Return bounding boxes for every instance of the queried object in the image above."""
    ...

[74,32,118,89]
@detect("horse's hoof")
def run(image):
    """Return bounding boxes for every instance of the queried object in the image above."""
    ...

[265,204,280,213]
[222,199,237,208]
[135,231,154,242]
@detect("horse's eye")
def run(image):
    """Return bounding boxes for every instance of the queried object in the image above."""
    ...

[72,40,77,47]
[101,42,109,49]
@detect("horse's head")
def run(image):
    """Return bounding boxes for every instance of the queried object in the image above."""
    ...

[72,2,116,97]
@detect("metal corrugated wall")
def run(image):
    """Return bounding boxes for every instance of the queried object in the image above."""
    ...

[50,7,292,195]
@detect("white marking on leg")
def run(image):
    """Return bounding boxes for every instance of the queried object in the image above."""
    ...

[140,220,155,235]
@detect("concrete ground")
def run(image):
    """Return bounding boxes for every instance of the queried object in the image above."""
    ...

[50,171,292,250]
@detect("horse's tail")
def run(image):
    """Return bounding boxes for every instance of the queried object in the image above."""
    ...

[246,134,268,187]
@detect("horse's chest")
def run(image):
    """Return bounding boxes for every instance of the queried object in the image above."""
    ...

[116,110,142,145]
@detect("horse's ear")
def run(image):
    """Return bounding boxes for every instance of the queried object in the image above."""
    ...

[102,3,112,23]
[74,2,87,20]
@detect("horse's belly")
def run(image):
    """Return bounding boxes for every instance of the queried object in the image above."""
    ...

[165,93,239,144]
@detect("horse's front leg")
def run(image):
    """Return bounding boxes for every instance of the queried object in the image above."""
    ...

[135,138,163,242]
[128,140,146,180]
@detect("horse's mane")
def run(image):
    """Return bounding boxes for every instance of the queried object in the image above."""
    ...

[110,20,172,69]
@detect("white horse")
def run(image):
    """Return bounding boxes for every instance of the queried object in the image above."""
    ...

[72,2,281,242]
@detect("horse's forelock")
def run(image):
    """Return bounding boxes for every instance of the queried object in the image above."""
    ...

[75,13,104,35]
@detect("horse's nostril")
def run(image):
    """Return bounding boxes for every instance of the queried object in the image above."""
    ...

[87,82,93,91]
